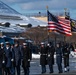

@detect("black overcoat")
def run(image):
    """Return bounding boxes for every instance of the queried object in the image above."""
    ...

[46,45,55,65]
[4,47,12,68]
[0,48,5,68]
[22,47,32,67]
[40,47,47,65]
[13,46,22,66]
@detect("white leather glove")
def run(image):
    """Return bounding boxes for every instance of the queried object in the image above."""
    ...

[11,59,14,62]
[2,61,5,63]
[28,59,30,61]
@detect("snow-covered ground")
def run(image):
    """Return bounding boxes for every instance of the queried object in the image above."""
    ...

[32,54,40,59]
[32,54,56,59]
[70,51,76,58]
[32,52,76,59]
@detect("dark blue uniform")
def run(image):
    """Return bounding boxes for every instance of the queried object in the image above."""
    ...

[10,45,15,75]
[4,46,11,75]
[13,44,22,75]
[56,43,63,73]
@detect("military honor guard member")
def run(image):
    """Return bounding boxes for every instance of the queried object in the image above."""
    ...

[22,42,32,75]
[56,43,63,73]
[46,42,55,73]
[39,42,47,74]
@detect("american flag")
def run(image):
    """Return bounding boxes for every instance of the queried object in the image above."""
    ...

[47,11,72,36]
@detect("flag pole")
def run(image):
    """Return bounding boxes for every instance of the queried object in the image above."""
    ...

[46,6,50,43]
[64,8,68,43]
[64,8,70,42]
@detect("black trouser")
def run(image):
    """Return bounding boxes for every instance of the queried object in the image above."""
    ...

[23,67,29,75]
[0,68,2,75]
[2,64,6,75]
[5,67,10,75]
[57,63,63,73]
[2,67,6,75]
[10,67,15,75]
[49,64,53,73]
[41,65,46,73]
[64,55,69,68]
[15,65,20,75]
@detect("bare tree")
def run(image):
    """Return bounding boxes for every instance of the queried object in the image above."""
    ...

[22,27,48,45]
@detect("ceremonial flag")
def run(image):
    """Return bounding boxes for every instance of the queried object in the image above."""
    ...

[70,19,76,32]
[47,10,72,36]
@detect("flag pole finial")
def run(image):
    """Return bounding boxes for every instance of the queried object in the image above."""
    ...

[46,6,49,43]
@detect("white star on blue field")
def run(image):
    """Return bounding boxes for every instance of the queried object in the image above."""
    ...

[2,0,76,19]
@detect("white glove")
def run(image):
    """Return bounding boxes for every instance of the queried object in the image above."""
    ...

[11,59,14,62]
[39,52,41,55]
[28,59,30,61]
[2,61,5,63]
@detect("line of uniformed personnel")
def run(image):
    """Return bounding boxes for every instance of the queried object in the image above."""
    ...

[0,41,74,75]
[39,42,74,74]
[0,41,32,75]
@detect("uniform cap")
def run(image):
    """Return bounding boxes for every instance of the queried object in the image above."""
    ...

[0,42,4,45]
[41,42,45,45]
[47,43,50,46]
[6,42,10,45]
[23,43,27,46]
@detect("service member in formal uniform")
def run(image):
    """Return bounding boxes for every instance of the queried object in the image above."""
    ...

[56,43,63,73]
[39,42,47,74]
[10,44,15,75]
[46,42,55,73]
[0,42,6,75]
[4,42,11,75]
[62,43,70,72]
[22,42,32,75]
[13,42,22,75]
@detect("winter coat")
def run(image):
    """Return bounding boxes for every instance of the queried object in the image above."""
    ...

[62,45,70,57]
[0,47,5,68]
[4,47,12,68]
[22,46,32,68]
[13,46,22,66]
[39,46,47,65]
[10,48,15,67]
[46,45,55,65]
[56,47,62,64]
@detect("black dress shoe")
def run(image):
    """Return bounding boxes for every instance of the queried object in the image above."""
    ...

[41,72,46,74]
[59,72,63,73]
[67,69,69,72]
[49,72,53,73]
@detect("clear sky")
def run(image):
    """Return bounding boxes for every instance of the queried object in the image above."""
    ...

[2,0,76,19]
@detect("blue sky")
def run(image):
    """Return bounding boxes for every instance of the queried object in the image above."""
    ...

[2,0,76,19]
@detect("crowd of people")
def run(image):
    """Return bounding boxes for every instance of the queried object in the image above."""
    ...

[39,42,74,74]
[0,41,32,75]
[0,40,74,75]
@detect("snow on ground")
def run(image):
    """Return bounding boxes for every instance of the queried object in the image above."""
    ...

[32,54,56,59]
[32,54,40,59]
[70,51,76,58]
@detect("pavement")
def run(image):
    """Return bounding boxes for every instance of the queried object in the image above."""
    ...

[21,55,76,75]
